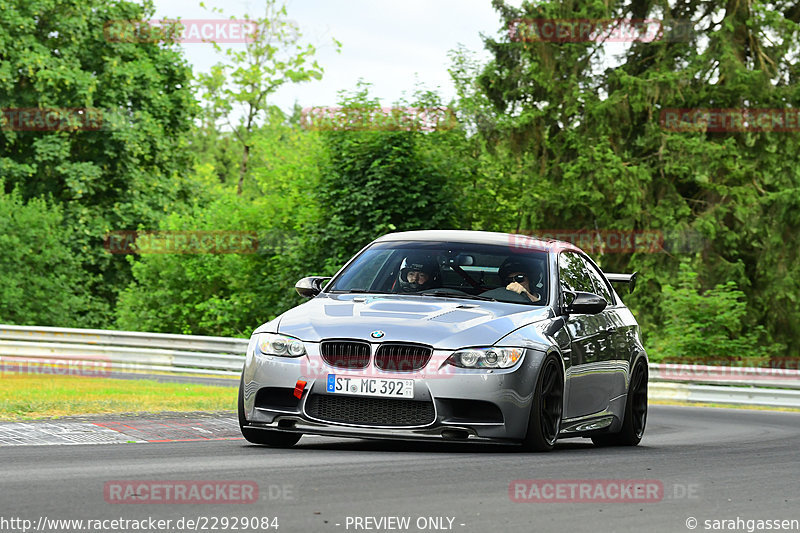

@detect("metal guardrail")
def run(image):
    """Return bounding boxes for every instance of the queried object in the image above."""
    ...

[1,324,798,407]
[648,363,800,408]
[649,383,800,408]
[650,362,800,389]
[0,324,248,377]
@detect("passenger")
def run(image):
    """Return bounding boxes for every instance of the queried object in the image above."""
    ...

[483,257,544,303]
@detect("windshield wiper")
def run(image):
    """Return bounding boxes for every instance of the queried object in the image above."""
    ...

[418,290,496,301]
[329,289,392,295]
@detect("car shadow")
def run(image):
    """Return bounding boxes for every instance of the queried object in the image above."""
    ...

[240,436,602,454]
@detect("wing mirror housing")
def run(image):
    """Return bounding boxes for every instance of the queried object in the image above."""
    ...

[295,276,332,298]
[563,291,607,315]
[605,271,638,294]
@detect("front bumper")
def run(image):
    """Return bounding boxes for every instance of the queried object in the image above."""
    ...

[241,346,546,443]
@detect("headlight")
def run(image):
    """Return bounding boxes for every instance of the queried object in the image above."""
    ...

[446,347,524,369]
[255,333,307,358]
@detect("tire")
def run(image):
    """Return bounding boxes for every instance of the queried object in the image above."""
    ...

[238,377,302,448]
[592,359,648,447]
[520,353,564,452]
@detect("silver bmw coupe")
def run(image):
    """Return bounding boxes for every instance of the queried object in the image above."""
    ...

[238,230,648,451]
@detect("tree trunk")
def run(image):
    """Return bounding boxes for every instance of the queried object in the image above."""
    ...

[237,143,250,196]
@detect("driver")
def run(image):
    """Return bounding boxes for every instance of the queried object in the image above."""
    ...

[397,254,440,292]
[496,257,544,303]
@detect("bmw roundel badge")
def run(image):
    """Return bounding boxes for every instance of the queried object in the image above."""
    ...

[370,330,385,339]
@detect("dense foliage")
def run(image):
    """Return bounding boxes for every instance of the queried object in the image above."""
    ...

[0,185,97,326]
[311,88,462,271]
[647,262,784,363]
[0,0,198,325]
[2,0,798,362]
[453,0,800,357]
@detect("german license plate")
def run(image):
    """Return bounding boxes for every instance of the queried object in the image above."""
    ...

[326,375,413,398]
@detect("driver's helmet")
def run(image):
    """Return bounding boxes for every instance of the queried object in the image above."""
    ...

[397,254,440,292]
[498,257,545,291]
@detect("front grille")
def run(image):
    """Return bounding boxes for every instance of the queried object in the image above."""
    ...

[320,340,371,369]
[375,343,432,371]
[305,394,435,426]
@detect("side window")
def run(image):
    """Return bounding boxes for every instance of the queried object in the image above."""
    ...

[580,255,615,305]
[558,253,594,294]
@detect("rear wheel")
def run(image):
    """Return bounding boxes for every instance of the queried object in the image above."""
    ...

[592,359,648,447]
[238,377,302,448]
[520,354,564,452]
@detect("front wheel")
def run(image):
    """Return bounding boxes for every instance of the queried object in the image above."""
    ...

[592,359,648,447]
[520,353,564,452]
[238,377,302,448]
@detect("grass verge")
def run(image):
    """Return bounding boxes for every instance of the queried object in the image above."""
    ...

[650,398,800,412]
[0,373,236,420]
[2,373,797,421]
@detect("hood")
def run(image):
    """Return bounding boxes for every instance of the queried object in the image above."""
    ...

[270,293,552,350]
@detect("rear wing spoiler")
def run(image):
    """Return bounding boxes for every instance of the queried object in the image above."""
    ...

[604,271,638,294]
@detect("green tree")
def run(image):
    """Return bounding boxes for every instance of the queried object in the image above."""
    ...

[196,0,337,195]
[191,65,242,187]
[647,262,782,363]
[116,114,324,335]
[454,0,800,355]
[311,85,461,271]
[0,0,199,325]
[116,83,476,336]
[0,185,97,326]
[114,194,274,336]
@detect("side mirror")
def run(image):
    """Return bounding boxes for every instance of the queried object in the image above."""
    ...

[605,271,638,294]
[564,291,607,315]
[295,276,331,298]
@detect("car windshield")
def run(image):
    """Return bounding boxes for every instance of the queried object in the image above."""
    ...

[326,240,549,305]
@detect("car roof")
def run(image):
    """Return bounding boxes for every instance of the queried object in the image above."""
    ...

[374,230,582,254]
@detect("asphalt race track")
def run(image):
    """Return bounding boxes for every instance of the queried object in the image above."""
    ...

[1,406,798,533]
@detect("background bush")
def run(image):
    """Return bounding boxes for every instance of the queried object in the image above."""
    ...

[1,0,796,365]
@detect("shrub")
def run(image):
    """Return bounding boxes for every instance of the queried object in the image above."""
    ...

[646,262,783,364]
